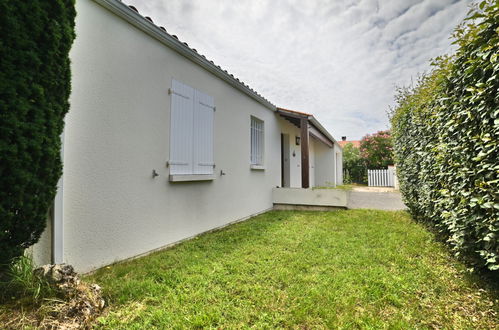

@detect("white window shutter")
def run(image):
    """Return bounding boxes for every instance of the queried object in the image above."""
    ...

[169,79,194,175]
[193,89,215,175]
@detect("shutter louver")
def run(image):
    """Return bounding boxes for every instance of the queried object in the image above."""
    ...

[193,90,215,175]
[169,79,194,175]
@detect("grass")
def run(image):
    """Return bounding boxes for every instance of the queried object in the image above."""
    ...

[88,210,498,329]
[0,256,54,304]
[313,183,367,190]
[0,256,59,328]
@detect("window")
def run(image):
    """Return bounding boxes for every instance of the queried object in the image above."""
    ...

[169,79,215,176]
[250,116,264,166]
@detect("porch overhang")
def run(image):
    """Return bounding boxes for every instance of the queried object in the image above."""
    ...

[277,107,337,188]
[276,108,336,148]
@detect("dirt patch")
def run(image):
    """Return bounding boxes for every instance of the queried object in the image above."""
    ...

[0,264,105,329]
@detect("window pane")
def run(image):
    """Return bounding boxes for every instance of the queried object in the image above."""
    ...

[250,117,264,165]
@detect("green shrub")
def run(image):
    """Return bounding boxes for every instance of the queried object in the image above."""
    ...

[359,130,394,169]
[342,142,366,184]
[390,1,498,271]
[0,1,76,267]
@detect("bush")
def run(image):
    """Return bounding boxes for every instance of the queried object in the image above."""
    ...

[0,1,76,267]
[359,130,394,169]
[390,1,498,271]
[342,143,366,184]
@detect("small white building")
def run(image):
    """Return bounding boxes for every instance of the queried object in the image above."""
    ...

[33,0,343,273]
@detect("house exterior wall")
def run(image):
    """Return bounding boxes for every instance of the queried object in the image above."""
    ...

[334,145,344,185]
[32,0,343,272]
[314,139,336,187]
[30,217,52,265]
[35,0,281,273]
[309,138,315,187]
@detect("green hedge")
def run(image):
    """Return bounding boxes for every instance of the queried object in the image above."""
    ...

[0,1,75,267]
[390,1,498,271]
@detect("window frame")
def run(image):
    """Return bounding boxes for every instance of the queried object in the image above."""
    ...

[250,116,265,169]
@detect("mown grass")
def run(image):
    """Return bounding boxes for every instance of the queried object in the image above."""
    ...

[313,184,363,190]
[89,210,498,328]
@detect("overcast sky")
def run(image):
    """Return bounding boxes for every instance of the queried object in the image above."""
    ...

[127,0,473,140]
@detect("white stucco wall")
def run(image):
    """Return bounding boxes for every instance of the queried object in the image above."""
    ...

[334,145,344,185]
[31,216,52,266]
[314,140,336,187]
[41,0,282,272]
[32,0,343,272]
[309,138,315,187]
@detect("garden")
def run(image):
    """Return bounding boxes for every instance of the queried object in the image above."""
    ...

[0,0,497,328]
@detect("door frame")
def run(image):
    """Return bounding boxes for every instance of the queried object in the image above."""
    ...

[281,133,290,187]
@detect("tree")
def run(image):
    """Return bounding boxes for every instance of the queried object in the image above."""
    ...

[342,143,366,184]
[0,0,76,268]
[359,130,394,169]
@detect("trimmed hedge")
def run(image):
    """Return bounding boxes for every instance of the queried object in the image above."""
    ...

[390,1,498,271]
[0,1,76,267]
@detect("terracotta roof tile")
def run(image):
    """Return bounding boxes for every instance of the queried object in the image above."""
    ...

[338,140,360,148]
[122,1,273,107]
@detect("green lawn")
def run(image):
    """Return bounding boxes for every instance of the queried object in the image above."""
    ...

[89,210,498,329]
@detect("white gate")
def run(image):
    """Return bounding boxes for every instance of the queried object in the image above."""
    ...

[367,168,395,187]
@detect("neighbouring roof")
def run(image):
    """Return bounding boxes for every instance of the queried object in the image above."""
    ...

[338,140,360,148]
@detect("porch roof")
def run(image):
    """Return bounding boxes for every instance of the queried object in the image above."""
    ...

[276,107,339,148]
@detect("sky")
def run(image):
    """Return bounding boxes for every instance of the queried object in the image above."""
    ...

[127,0,474,140]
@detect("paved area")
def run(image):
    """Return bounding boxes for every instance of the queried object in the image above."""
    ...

[347,188,407,210]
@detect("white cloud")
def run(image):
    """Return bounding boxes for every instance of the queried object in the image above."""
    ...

[126,0,473,140]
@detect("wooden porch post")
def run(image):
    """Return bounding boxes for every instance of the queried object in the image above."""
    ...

[300,118,309,188]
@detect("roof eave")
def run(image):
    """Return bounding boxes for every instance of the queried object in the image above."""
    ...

[277,108,340,148]
[308,116,340,148]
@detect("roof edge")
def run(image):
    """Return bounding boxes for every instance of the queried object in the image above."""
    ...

[277,108,340,148]
[276,107,311,117]
[92,0,276,111]
[309,116,340,148]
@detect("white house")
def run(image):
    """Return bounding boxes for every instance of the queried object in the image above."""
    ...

[32,0,343,273]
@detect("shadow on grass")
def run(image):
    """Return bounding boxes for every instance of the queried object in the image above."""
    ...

[406,213,499,299]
